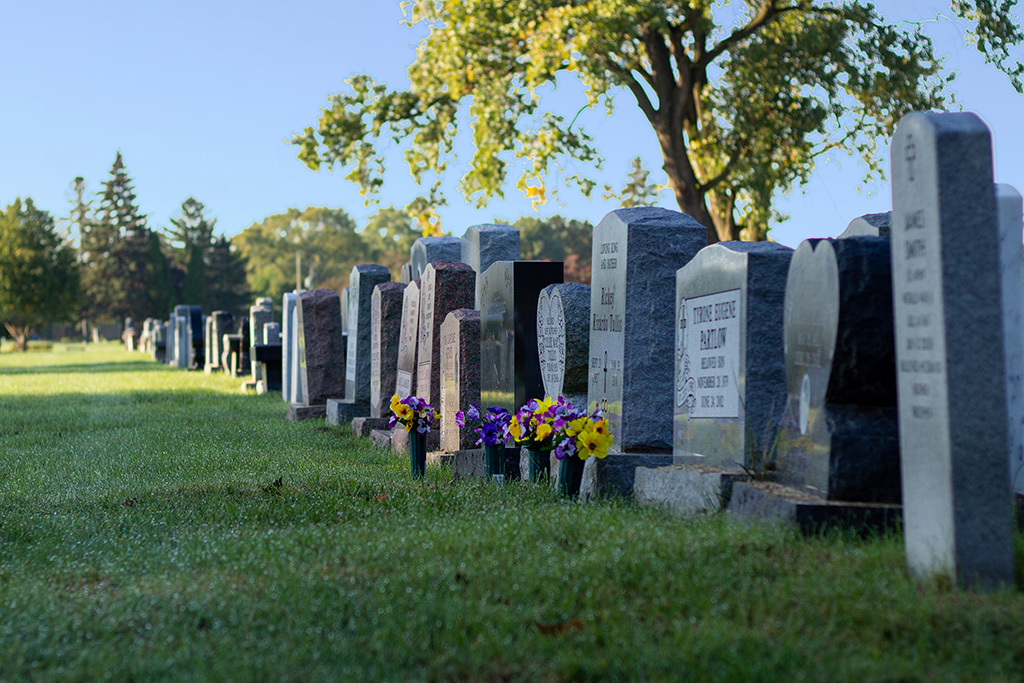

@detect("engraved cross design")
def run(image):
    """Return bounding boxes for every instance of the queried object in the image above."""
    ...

[905,135,917,183]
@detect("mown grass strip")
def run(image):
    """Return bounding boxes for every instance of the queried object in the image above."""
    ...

[2,343,1024,681]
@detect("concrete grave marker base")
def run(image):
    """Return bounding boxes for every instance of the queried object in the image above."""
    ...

[634,465,746,515]
[369,429,393,450]
[579,454,675,498]
[727,481,902,535]
[326,398,371,425]
[350,417,392,437]
[286,403,328,421]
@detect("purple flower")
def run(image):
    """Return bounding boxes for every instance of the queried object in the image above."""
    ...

[554,438,577,460]
[467,404,482,420]
[455,410,466,429]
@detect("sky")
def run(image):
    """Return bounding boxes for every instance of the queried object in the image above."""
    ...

[1,1,1022,250]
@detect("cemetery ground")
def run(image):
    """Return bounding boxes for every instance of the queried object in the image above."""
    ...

[5,347,1024,681]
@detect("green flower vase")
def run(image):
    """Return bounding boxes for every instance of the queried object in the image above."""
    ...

[558,456,586,497]
[410,431,427,478]
[527,447,550,482]
[484,443,504,481]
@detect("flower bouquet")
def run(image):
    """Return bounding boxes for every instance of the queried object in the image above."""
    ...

[510,397,613,491]
[456,403,512,480]
[390,394,440,477]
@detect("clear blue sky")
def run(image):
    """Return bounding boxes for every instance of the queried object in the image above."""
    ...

[1,1,1021,250]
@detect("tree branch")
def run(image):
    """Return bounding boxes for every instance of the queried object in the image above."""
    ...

[700,2,805,67]
[611,64,658,121]
[698,147,742,193]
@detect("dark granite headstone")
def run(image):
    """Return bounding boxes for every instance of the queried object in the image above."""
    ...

[152,321,167,363]
[587,208,706,454]
[417,261,475,406]
[205,311,234,374]
[839,212,892,239]
[370,282,407,418]
[890,111,1013,587]
[410,236,462,280]
[249,302,274,381]
[440,309,481,452]
[997,185,1024,496]
[480,260,564,413]
[395,280,421,399]
[172,305,190,369]
[295,289,345,406]
[537,282,590,410]
[674,242,793,469]
[775,237,899,503]
[345,265,392,404]
[461,224,521,307]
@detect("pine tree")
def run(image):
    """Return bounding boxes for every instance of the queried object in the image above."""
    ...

[82,152,153,322]
[167,197,216,307]
[205,235,250,315]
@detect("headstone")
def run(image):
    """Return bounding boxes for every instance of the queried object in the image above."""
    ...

[890,111,1014,587]
[249,302,274,381]
[204,317,216,369]
[345,265,391,404]
[370,282,407,418]
[255,324,283,394]
[480,260,564,413]
[674,242,793,469]
[187,305,203,370]
[340,286,351,333]
[440,309,481,452]
[839,212,892,239]
[255,296,273,308]
[997,185,1024,495]
[410,236,462,280]
[400,263,415,284]
[395,280,421,399]
[165,317,175,365]
[461,224,521,307]
[417,261,475,406]
[282,292,301,403]
[587,208,706,454]
[172,306,190,369]
[152,321,167,363]
[536,282,591,410]
[263,322,281,345]
[206,311,234,374]
[775,236,900,502]
[295,289,345,406]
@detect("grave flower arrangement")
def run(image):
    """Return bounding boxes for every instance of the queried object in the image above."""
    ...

[510,396,613,460]
[389,394,440,434]
[455,403,512,447]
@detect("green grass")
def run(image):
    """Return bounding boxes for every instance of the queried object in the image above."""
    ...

[3,344,1024,681]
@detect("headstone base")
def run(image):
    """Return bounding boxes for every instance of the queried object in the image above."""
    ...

[579,453,674,498]
[286,403,328,421]
[240,381,257,393]
[726,480,902,535]
[457,447,520,480]
[634,465,746,515]
[350,417,392,437]
[391,428,440,454]
[427,452,453,468]
[370,429,393,450]
[326,399,371,426]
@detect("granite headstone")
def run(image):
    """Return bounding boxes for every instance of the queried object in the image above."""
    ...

[416,261,475,406]
[461,224,521,307]
[440,309,481,452]
[410,236,462,280]
[370,282,407,418]
[395,280,421,399]
[536,282,591,410]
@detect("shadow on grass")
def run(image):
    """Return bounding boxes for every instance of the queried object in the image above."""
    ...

[0,360,172,376]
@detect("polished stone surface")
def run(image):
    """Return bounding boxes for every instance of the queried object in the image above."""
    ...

[417,261,475,406]
[776,237,900,503]
[296,288,345,405]
[839,212,891,239]
[891,111,1013,587]
[461,224,521,306]
[411,236,462,281]
[674,241,792,469]
[370,282,407,418]
[440,308,481,452]
[345,264,391,404]
[537,282,590,410]
[480,260,563,412]
[587,208,706,453]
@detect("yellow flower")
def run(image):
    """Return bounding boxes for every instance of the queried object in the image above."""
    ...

[566,416,589,437]
[509,415,522,440]
[533,397,555,415]
[576,429,610,459]
[394,404,412,422]
[536,423,552,441]
[593,419,609,437]
[390,394,402,412]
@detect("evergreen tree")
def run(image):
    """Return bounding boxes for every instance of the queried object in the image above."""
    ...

[82,152,153,322]
[146,231,175,320]
[205,235,250,315]
[167,197,216,306]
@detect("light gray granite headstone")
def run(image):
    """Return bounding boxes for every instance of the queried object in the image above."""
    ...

[345,265,391,405]
[537,282,590,410]
[370,282,407,418]
[282,292,301,403]
[395,280,421,399]
[462,224,521,307]
[839,212,891,239]
[674,241,793,470]
[440,308,481,452]
[890,111,1014,588]
[410,236,463,281]
[263,322,281,346]
[400,263,414,284]
[339,286,351,334]
[587,208,706,453]
[255,297,274,308]
[416,261,475,406]
[997,184,1024,495]
[249,303,274,381]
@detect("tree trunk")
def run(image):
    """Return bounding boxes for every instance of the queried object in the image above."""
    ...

[655,123,719,246]
[4,322,31,352]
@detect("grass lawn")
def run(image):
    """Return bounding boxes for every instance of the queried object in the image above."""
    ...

[2,343,1024,681]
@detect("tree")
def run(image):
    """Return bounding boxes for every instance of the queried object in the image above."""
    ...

[0,199,80,351]
[295,1,1023,242]
[231,207,370,301]
[205,235,251,315]
[515,215,593,283]
[81,152,154,322]
[360,206,422,275]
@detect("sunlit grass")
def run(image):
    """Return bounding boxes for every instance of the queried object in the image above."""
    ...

[2,343,1024,680]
